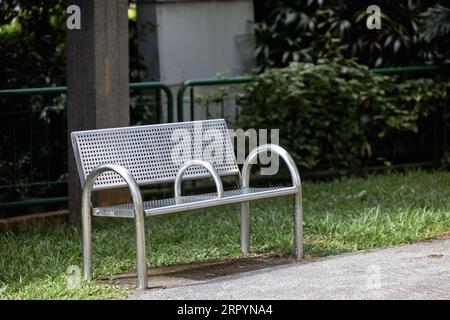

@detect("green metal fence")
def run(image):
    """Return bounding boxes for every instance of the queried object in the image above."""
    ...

[0,82,174,121]
[370,65,441,74]
[177,76,253,122]
[175,65,443,122]
[0,82,173,214]
[0,65,447,215]
[175,65,447,175]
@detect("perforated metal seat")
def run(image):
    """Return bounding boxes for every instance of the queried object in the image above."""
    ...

[94,186,298,218]
[71,119,303,290]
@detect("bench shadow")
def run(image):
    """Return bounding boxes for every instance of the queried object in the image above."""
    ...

[100,253,307,290]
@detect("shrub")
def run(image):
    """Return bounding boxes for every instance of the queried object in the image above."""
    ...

[237,59,449,170]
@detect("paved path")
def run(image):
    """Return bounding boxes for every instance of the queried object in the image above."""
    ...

[130,238,450,300]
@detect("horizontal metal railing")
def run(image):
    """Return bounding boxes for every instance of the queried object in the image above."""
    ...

[176,76,253,122]
[0,82,174,121]
[370,65,442,74]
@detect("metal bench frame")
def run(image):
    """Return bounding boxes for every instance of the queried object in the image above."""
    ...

[72,119,303,290]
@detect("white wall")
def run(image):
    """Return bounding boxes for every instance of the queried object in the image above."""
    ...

[140,0,254,84]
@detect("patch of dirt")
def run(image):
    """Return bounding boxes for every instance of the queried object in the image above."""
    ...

[0,210,68,230]
[434,232,450,240]
[99,253,312,291]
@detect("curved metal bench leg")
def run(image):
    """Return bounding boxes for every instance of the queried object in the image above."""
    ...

[240,201,250,253]
[80,164,147,289]
[293,190,303,259]
[135,209,147,290]
[82,203,92,280]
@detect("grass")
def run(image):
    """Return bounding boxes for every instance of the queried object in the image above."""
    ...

[1,169,449,299]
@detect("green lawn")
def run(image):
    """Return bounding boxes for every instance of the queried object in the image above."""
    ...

[1,170,449,299]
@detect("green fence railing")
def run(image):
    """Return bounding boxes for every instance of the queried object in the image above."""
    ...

[175,65,444,121]
[176,76,253,122]
[0,81,174,122]
[129,81,174,122]
[0,65,447,215]
[370,65,441,74]
[174,64,447,176]
[0,82,174,213]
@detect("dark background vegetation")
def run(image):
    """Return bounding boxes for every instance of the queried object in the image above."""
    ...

[253,0,450,69]
[0,0,449,217]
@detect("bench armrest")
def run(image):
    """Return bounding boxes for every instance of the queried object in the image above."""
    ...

[241,144,301,189]
[82,163,143,212]
[174,160,224,198]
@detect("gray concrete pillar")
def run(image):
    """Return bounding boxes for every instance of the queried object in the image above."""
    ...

[66,0,130,222]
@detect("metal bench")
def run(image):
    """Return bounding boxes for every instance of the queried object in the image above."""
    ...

[71,119,303,290]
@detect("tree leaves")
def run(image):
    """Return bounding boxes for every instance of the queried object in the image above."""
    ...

[255,0,446,70]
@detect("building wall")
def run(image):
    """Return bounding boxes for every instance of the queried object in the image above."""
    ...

[138,0,255,84]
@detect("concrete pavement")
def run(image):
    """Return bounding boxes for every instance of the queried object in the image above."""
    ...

[129,238,450,300]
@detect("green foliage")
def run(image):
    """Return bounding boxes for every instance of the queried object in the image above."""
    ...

[0,0,150,87]
[255,0,446,70]
[0,0,66,88]
[237,59,449,170]
[420,4,450,64]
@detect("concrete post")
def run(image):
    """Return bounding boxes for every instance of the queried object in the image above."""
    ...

[66,0,130,222]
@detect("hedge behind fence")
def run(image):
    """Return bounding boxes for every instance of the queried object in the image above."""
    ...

[237,59,449,171]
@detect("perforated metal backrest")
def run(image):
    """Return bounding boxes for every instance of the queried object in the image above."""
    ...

[71,119,239,190]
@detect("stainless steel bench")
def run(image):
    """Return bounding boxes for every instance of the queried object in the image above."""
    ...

[71,119,303,290]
